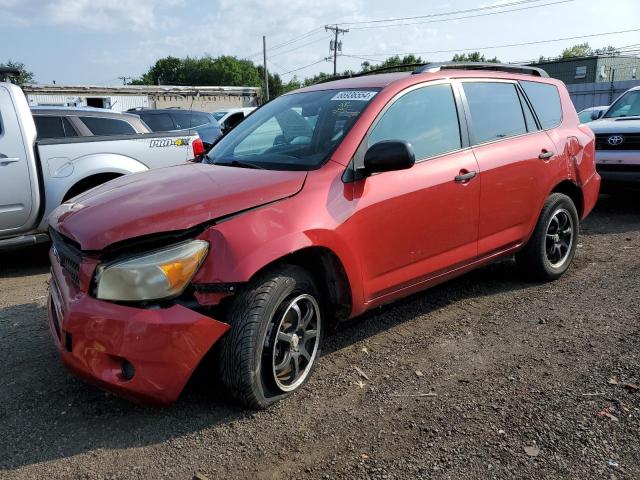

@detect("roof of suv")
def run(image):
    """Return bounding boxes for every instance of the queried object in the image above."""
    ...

[295,63,556,94]
[30,106,144,120]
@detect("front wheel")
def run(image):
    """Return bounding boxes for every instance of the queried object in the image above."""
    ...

[516,193,579,281]
[217,265,323,409]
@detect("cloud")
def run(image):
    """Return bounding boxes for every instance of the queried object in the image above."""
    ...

[0,0,185,31]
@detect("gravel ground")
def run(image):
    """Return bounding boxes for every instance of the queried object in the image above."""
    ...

[0,193,638,480]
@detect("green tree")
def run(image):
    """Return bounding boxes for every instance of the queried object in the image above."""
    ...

[560,43,592,58]
[360,54,425,72]
[451,52,499,63]
[0,60,34,85]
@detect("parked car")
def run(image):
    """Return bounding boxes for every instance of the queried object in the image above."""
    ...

[212,107,256,133]
[588,86,640,186]
[577,105,608,124]
[0,79,204,250]
[31,106,151,140]
[47,63,600,408]
[131,108,222,146]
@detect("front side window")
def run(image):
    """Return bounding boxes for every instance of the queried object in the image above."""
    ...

[463,82,527,144]
[206,89,379,170]
[368,83,462,160]
[604,89,640,118]
[79,116,136,136]
[520,80,562,129]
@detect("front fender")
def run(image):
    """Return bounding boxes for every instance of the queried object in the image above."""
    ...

[193,224,365,316]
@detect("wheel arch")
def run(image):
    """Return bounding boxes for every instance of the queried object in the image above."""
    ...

[62,172,124,202]
[550,180,584,218]
[248,246,353,325]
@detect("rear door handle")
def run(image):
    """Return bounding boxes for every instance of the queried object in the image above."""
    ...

[538,150,554,160]
[0,158,19,166]
[454,170,477,183]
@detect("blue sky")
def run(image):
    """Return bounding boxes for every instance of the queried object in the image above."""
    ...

[1,0,639,85]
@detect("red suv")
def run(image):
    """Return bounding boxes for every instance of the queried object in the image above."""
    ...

[47,63,600,408]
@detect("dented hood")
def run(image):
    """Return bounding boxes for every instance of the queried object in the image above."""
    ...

[50,164,306,250]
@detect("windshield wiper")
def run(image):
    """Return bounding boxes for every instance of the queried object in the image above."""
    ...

[212,159,265,170]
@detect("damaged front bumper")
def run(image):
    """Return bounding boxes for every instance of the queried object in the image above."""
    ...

[47,248,230,405]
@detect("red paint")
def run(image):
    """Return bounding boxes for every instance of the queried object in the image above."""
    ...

[48,68,600,404]
[48,250,230,405]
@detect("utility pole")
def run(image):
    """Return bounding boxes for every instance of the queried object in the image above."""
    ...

[118,76,132,85]
[325,24,348,76]
[263,35,269,102]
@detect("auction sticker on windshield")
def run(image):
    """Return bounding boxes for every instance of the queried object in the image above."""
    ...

[331,91,377,101]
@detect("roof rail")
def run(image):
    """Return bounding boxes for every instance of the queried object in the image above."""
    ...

[315,63,425,84]
[0,67,21,82]
[414,62,549,77]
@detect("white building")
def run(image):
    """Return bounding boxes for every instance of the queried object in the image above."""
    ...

[22,84,261,112]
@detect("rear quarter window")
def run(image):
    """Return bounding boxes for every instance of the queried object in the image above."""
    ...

[520,81,562,129]
[140,113,175,131]
[79,116,136,136]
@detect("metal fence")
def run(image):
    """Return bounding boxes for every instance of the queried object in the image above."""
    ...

[567,79,640,112]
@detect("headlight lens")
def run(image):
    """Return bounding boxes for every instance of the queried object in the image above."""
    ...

[96,240,209,301]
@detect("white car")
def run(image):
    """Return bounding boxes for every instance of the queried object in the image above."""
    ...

[578,105,608,123]
[212,107,256,133]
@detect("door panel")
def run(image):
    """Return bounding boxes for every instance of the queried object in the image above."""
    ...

[474,131,556,255]
[0,86,32,231]
[353,150,480,300]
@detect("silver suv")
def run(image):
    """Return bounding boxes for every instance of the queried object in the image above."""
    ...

[31,106,150,140]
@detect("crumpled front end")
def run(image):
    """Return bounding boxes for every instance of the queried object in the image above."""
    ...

[47,232,230,405]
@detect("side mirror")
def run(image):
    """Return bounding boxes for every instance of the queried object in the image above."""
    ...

[362,140,415,176]
[591,110,604,120]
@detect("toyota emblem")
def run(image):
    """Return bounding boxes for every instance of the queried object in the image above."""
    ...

[607,135,624,146]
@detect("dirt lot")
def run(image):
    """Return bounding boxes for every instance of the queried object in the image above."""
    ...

[0,193,638,480]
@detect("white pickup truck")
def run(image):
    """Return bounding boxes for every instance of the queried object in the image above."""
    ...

[0,77,201,250]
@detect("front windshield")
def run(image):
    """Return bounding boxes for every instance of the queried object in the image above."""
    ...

[212,111,227,121]
[604,90,640,118]
[205,89,380,171]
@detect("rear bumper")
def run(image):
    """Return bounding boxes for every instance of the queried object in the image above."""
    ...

[580,172,601,219]
[47,250,230,405]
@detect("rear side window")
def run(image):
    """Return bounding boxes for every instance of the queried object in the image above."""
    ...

[33,116,78,139]
[79,116,136,136]
[140,113,175,131]
[520,81,562,129]
[463,82,527,144]
[170,111,212,129]
[190,113,212,127]
[368,83,461,160]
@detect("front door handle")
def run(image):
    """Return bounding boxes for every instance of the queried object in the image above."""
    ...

[539,150,554,160]
[0,158,19,166]
[454,170,477,183]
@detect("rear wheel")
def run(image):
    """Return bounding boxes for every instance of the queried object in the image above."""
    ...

[218,265,323,409]
[516,193,579,281]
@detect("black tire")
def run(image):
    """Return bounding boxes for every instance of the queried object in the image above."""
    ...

[516,193,579,281]
[217,265,323,409]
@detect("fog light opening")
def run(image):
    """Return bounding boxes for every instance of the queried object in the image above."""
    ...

[121,360,135,381]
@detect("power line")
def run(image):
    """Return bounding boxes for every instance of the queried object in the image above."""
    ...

[349,28,640,57]
[339,0,549,26]
[269,36,329,59]
[281,58,329,76]
[245,28,326,58]
[347,0,573,30]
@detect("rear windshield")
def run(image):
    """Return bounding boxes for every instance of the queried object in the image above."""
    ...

[520,81,562,129]
[205,89,379,171]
